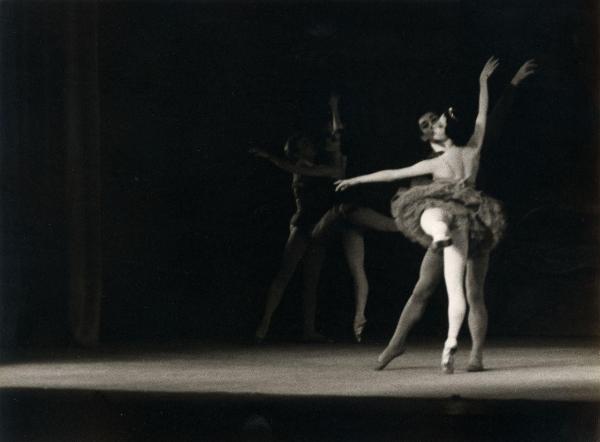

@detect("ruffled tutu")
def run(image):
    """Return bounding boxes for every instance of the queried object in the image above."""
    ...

[390,181,506,255]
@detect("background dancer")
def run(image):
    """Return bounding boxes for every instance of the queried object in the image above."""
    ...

[253,94,398,343]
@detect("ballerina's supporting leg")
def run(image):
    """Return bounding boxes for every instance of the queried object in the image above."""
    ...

[375,248,443,370]
[465,252,490,371]
[440,224,469,374]
[255,227,309,341]
[301,243,328,341]
[341,228,368,342]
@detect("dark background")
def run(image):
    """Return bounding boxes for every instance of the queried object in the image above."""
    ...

[1,0,598,348]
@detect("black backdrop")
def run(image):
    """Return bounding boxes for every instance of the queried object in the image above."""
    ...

[1,0,598,348]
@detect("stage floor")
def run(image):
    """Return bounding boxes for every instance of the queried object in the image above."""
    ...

[1,338,599,402]
[1,338,599,441]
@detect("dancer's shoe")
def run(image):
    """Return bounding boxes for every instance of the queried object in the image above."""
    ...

[254,332,266,345]
[441,344,457,374]
[353,317,367,343]
[374,346,405,371]
[466,355,484,372]
[254,324,268,345]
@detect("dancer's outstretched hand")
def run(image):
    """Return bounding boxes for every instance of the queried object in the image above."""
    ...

[249,148,270,159]
[511,59,537,86]
[334,178,356,192]
[479,56,499,83]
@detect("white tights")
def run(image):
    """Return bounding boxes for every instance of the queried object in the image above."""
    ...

[420,208,469,350]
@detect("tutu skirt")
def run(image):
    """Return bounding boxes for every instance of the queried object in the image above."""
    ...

[390,181,506,256]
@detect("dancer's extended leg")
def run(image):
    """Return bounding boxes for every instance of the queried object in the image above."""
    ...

[343,206,398,232]
[342,228,369,342]
[310,205,397,242]
[465,252,490,371]
[255,227,308,341]
[375,248,443,370]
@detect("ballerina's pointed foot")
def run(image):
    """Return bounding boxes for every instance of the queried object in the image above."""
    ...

[353,317,367,343]
[374,346,405,371]
[441,345,457,374]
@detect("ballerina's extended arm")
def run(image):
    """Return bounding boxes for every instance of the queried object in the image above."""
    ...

[466,57,499,150]
[334,157,438,192]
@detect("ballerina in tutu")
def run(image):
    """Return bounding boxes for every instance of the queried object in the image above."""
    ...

[374,59,537,372]
[335,57,506,373]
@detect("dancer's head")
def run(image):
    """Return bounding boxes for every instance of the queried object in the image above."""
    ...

[418,107,456,144]
[284,133,317,162]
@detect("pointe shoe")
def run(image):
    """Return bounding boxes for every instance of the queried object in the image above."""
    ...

[441,345,457,374]
[353,318,367,343]
[374,347,405,371]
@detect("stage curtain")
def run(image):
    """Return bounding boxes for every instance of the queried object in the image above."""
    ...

[64,2,103,347]
[0,1,102,349]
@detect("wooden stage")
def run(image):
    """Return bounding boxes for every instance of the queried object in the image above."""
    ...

[1,338,599,441]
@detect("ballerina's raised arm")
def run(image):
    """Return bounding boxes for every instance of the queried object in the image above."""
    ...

[466,56,499,150]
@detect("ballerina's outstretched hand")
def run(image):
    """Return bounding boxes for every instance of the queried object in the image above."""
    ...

[479,56,500,83]
[335,177,358,192]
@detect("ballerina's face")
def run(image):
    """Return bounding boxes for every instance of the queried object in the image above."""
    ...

[431,114,448,141]
[418,112,448,142]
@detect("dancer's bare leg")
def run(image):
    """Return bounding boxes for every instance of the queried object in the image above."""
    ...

[301,243,327,340]
[342,228,369,342]
[255,227,309,340]
[310,205,397,243]
[465,252,490,371]
[441,225,469,374]
[343,207,398,232]
[375,248,443,369]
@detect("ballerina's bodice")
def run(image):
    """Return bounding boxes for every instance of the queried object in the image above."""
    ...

[431,146,481,187]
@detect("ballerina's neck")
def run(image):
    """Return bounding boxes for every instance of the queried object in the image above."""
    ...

[430,139,455,152]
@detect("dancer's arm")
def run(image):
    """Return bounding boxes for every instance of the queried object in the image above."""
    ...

[326,94,347,174]
[484,59,537,151]
[511,59,537,87]
[329,94,344,136]
[334,158,438,191]
[467,57,499,150]
[251,148,344,178]
[468,57,536,150]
